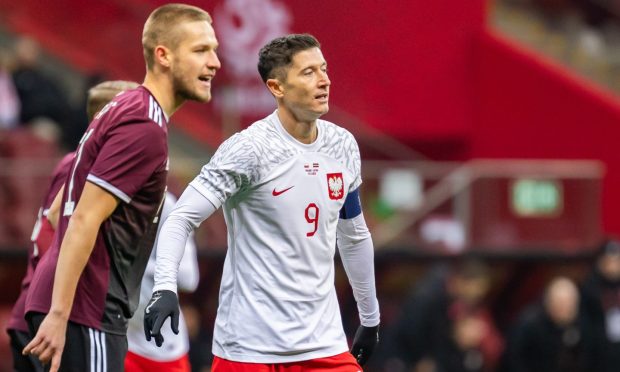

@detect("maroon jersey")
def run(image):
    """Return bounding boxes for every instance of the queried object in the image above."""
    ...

[7,152,74,332]
[26,86,168,335]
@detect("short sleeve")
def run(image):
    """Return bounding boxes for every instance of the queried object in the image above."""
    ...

[344,132,362,191]
[88,121,166,203]
[190,132,259,205]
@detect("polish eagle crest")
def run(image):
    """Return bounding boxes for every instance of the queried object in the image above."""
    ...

[327,173,344,200]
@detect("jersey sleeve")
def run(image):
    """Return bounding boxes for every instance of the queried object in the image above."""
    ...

[343,131,362,191]
[189,132,259,206]
[88,121,167,203]
[149,192,200,293]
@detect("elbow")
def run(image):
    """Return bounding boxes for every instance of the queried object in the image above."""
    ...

[342,231,372,246]
[164,214,198,233]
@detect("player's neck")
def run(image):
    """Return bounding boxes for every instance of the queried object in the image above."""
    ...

[143,74,182,119]
[277,109,318,145]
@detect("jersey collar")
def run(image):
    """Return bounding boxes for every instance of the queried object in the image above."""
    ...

[270,110,323,151]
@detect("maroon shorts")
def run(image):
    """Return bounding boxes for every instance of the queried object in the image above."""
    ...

[124,350,191,372]
[212,351,362,371]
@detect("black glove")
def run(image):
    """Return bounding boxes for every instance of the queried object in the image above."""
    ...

[143,290,179,347]
[351,324,379,366]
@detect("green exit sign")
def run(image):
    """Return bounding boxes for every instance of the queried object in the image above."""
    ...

[511,179,562,217]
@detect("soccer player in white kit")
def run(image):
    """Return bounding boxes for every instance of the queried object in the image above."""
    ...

[125,191,199,372]
[144,34,380,371]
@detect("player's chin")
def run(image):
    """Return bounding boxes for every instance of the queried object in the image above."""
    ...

[315,103,329,115]
[192,89,212,103]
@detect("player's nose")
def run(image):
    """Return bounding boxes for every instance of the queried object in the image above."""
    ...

[319,72,330,87]
[207,50,221,71]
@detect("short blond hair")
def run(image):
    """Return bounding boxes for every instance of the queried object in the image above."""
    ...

[142,3,212,70]
[87,80,139,121]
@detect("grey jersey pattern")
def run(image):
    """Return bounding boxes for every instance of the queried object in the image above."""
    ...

[192,111,362,203]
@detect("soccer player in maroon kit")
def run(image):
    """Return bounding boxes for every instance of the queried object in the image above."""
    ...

[6,80,139,372]
[22,4,221,371]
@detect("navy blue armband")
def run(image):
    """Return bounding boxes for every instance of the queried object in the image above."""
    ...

[339,187,362,219]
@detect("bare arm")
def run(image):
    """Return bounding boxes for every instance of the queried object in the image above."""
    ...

[49,182,118,317]
[24,181,118,371]
[46,185,64,230]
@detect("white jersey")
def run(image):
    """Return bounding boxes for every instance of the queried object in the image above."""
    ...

[126,192,199,361]
[190,111,362,362]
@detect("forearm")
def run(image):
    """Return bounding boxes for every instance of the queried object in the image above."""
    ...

[153,185,218,293]
[154,215,197,292]
[337,213,380,327]
[176,232,199,292]
[49,212,100,318]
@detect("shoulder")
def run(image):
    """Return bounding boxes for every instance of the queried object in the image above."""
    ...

[319,119,355,139]
[207,126,259,170]
[241,118,277,144]
[54,152,76,174]
[319,119,358,150]
[97,87,167,132]
[224,117,276,153]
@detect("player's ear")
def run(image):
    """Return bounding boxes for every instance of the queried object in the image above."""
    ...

[154,45,172,69]
[266,78,284,98]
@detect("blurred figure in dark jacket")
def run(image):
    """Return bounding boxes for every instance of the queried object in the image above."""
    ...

[506,276,598,372]
[580,239,620,372]
[381,258,503,372]
[11,37,71,144]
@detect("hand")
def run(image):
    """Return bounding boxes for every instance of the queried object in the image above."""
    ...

[143,290,179,347]
[23,312,68,372]
[351,324,379,366]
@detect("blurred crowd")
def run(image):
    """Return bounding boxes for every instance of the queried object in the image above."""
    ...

[496,0,620,91]
[0,36,100,150]
[360,240,620,372]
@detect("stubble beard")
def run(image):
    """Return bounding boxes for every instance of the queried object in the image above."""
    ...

[173,70,211,103]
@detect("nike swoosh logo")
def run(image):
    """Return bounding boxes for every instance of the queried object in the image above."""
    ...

[272,186,294,196]
[145,293,162,314]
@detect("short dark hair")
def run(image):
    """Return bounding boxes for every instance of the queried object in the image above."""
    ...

[257,34,321,83]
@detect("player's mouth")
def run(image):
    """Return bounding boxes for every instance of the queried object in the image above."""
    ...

[315,92,329,103]
[198,75,213,89]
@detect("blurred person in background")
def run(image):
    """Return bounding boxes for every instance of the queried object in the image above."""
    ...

[144,33,381,371]
[580,239,620,372]
[505,276,598,372]
[125,191,199,372]
[0,46,20,129]
[381,258,503,372]
[22,4,221,371]
[64,72,106,151]
[5,80,138,372]
[181,302,213,372]
[11,36,71,143]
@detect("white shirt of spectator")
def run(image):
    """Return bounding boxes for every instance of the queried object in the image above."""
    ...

[126,191,199,361]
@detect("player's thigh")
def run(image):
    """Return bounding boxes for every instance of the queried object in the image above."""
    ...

[212,356,275,372]
[125,351,191,372]
[212,353,363,372]
[8,329,45,372]
[63,322,127,372]
[28,313,127,372]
